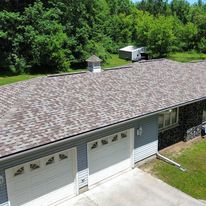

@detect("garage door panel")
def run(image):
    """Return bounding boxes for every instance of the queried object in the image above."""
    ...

[91,158,129,175]
[89,159,130,184]
[88,130,132,186]
[90,140,129,159]
[8,179,30,193]
[30,186,46,199]
[10,192,32,206]
[6,148,77,206]
[90,152,130,174]
[90,144,129,160]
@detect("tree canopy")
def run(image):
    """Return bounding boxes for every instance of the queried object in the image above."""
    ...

[0,0,206,74]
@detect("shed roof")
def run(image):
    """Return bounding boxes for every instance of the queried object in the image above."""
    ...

[0,59,206,158]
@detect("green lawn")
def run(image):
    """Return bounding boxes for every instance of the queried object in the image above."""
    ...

[0,54,131,86]
[0,74,42,86]
[144,139,206,200]
[103,54,131,68]
[168,51,206,62]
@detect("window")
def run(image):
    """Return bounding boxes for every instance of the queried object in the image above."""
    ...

[120,131,127,139]
[14,167,24,176]
[158,114,164,128]
[111,134,118,142]
[101,138,108,146]
[46,157,55,165]
[90,141,98,150]
[203,104,206,123]
[164,112,170,127]
[59,153,68,161]
[158,108,179,130]
[30,163,40,171]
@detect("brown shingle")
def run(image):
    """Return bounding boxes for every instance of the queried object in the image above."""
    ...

[0,59,206,158]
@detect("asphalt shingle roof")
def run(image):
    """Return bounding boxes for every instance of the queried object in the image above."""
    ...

[0,59,206,158]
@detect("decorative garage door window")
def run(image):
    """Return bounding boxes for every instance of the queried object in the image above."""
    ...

[59,153,68,161]
[12,150,70,177]
[46,156,55,166]
[90,141,98,150]
[14,167,24,176]
[89,130,128,151]
[101,138,108,145]
[111,134,118,142]
[121,131,127,139]
[30,162,40,171]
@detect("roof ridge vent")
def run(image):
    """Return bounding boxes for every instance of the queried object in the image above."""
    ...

[86,55,102,73]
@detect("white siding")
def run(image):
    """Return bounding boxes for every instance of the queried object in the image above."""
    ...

[134,140,158,162]
[134,115,158,163]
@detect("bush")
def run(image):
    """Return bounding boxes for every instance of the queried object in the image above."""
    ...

[198,38,206,53]
[7,54,28,74]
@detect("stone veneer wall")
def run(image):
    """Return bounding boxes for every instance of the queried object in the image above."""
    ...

[158,100,206,150]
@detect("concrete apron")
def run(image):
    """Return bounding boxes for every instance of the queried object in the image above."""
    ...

[55,168,205,206]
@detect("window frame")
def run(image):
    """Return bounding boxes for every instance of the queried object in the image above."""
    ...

[202,104,206,123]
[158,108,179,130]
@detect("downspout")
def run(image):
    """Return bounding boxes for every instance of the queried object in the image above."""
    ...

[156,152,187,172]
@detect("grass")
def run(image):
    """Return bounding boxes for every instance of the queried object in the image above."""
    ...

[0,54,131,86]
[168,51,206,62]
[103,54,131,68]
[144,139,206,200]
[0,74,42,86]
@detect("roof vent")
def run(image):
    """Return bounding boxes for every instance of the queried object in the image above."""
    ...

[86,55,102,73]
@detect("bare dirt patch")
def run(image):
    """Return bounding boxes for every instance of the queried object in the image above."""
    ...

[139,159,157,174]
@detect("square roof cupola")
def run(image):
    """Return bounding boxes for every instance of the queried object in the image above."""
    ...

[86,55,102,73]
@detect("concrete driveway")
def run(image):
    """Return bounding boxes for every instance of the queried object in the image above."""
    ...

[56,168,205,206]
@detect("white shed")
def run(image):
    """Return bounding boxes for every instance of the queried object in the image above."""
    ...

[119,46,147,61]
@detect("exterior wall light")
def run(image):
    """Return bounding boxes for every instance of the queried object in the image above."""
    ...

[0,175,4,187]
[136,126,143,136]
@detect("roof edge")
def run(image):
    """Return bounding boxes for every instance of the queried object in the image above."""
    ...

[1,96,205,162]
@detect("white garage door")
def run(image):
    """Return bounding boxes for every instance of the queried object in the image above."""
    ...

[6,148,77,206]
[88,129,133,187]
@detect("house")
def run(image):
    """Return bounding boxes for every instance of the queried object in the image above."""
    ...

[1,58,206,206]
[119,45,148,61]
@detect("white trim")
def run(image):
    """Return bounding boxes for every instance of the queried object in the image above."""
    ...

[87,142,90,187]
[129,128,135,168]
[73,147,79,196]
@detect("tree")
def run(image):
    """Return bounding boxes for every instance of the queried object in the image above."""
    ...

[106,0,133,15]
[0,0,49,12]
[0,11,24,74]
[170,0,190,24]
[180,22,198,50]
[136,0,171,16]
[134,11,176,57]
[0,1,72,74]
[53,0,112,62]
[189,5,206,52]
